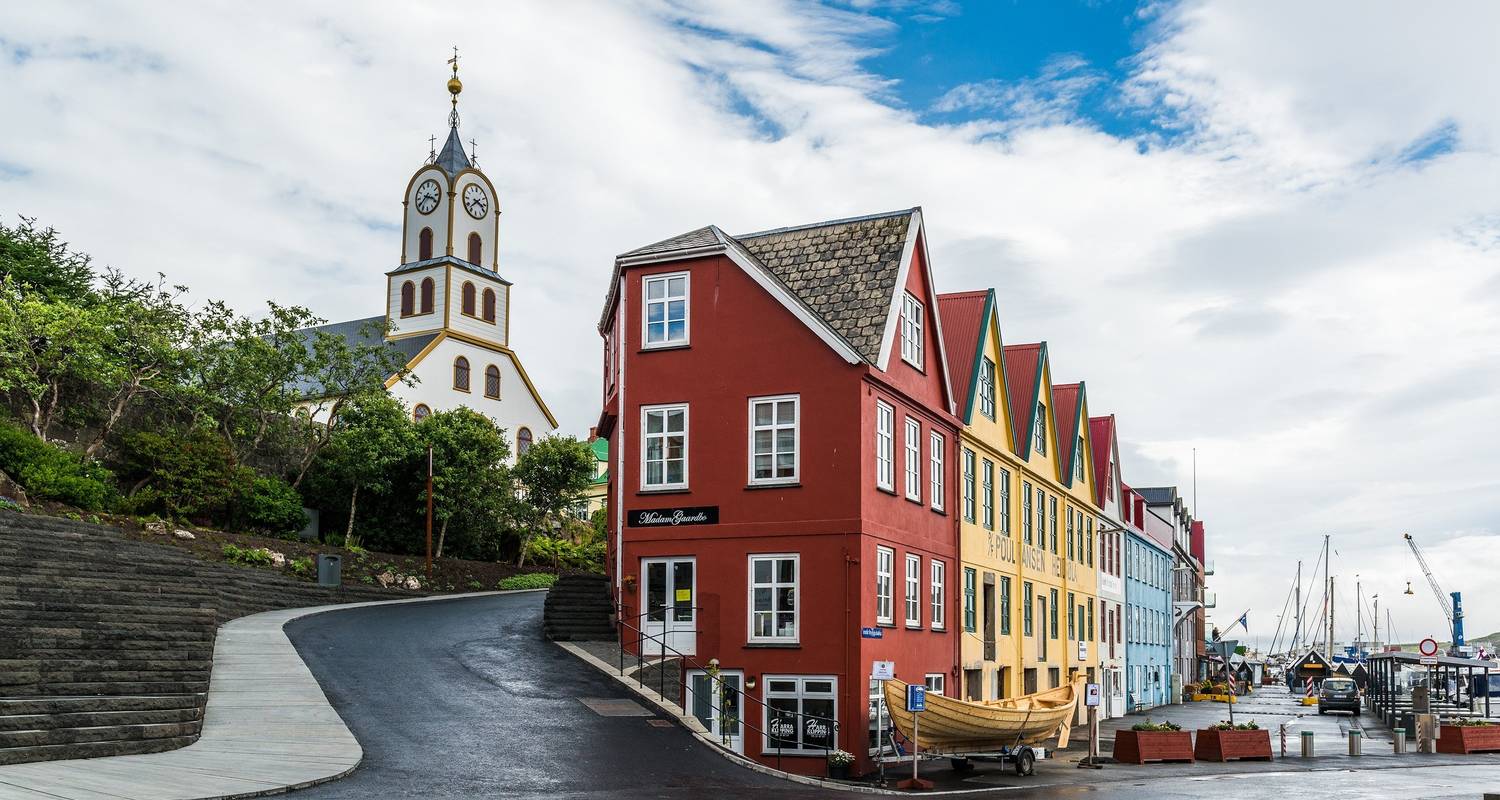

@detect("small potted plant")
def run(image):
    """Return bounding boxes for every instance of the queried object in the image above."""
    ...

[1195,719,1271,762]
[1438,718,1500,754]
[1113,719,1194,764]
[826,749,856,779]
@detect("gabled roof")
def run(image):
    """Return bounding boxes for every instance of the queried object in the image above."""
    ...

[1136,486,1177,506]
[602,209,954,412]
[1052,382,1084,487]
[1002,342,1049,460]
[1088,415,1117,507]
[936,290,989,422]
[289,316,438,398]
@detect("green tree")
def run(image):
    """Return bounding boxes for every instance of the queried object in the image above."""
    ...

[321,393,419,544]
[416,407,512,559]
[0,282,117,440]
[510,436,595,565]
[0,216,95,300]
[83,270,191,457]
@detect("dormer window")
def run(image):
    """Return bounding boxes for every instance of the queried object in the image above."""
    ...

[1073,436,1085,482]
[1033,403,1047,455]
[900,293,924,368]
[978,357,996,420]
[643,272,688,348]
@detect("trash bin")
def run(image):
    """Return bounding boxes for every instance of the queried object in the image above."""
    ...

[1393,728,1406,754]
[317,554,341,587]
[1348,729,1362,756]
[1301,730,1315,757]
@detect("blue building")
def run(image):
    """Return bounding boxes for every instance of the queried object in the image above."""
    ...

[1122,484,1174,711]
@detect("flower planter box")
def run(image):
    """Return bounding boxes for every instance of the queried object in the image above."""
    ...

[1195,728,1272,762]
[1112,730,1195,764]
[1437,725,1500,754]
[1191,693,1236,704]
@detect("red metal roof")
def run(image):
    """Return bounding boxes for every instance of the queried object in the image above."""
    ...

[1052,383,1081,484]
[936,291,988,422]
[1088,415,1115,507]
[1002,343,1042,454]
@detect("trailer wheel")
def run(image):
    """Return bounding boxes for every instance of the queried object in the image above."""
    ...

[949,758,973,772]
[1015,747,1036,776]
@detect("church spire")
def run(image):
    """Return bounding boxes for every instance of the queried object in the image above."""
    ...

[434,47,472,175]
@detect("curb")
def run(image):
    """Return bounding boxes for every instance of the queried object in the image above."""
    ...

[555,641,1039,796]
[0,588,544,800]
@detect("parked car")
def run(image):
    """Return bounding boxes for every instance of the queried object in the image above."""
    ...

[1318,677,1361,715]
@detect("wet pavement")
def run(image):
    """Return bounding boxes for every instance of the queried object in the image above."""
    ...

[281,592,1500,798]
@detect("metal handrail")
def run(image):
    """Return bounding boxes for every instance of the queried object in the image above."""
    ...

[614,608,844,774]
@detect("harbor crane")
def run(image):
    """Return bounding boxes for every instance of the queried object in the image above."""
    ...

[1403,532,1464,652]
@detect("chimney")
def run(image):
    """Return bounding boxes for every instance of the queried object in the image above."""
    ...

[588,426,597,442]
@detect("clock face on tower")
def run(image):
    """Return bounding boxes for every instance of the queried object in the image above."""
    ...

[463,184,488,219]
[415,179,441,214]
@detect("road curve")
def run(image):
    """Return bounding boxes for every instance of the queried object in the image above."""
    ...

[281,591,826,800]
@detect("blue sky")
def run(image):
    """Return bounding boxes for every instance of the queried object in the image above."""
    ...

[862,0,1157,135]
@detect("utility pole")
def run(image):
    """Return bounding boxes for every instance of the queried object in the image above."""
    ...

[1372,594,1380,652]
[425,444,434,581]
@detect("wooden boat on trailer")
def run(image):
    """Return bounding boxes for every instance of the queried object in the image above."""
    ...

[882,676,1082,775]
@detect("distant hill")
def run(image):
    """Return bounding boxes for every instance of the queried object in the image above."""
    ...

[1390,632,1500,650]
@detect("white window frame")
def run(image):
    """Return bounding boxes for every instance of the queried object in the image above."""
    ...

[978,357,996,420]
[875,401,894,491]
[764,676,838,755]
[903,417,921,502]
[640,403,688,491]
[904,553,921,628]
[875,546,894,624]
[1033,402,1047,455]
[900,292,924,368]
[930,559,945,630]
[642,271,689,349]
[924,673,945,696]
[748,554,799,644]
[998,467,1011,534]
[928,431,944,511]
[748,394,799,485]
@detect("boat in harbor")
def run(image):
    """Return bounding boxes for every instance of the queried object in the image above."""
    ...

[883,676,1081,753]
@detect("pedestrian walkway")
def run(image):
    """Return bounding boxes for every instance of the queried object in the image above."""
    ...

[0,591,511,800]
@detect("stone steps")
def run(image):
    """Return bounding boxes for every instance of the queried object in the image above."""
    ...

[0,510,418,764]
[542,574,615,643]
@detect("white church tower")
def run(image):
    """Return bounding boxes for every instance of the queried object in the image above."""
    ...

[378,52,557,453]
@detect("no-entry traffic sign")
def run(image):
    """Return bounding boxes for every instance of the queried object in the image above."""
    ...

[1419,637,1439,657]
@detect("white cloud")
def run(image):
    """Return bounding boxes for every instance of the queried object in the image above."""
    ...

[0,0,1496,644]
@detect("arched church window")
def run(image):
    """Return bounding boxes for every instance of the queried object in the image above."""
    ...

[400,281,415,317]
[419,227,434,260]
[484,364,500,399]
[468,232,482,265]
[420,278,435,314]
[482,289,496,322]
[413,403,431,421]
[462,282,476,316]
[453,356,470,391]
[517,427,533,456]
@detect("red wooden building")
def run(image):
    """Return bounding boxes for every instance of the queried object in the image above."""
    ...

[596,209,960,776]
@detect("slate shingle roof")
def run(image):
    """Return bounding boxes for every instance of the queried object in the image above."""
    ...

[734,210,915,364]
[618,226,723,259]
[1134,486,1177,506]
[289,316,436,398]
[434,126,471,176]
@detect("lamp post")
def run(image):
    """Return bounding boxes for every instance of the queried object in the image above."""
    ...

[425,444,434,581]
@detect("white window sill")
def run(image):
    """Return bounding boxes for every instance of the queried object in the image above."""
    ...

[640,341,690,352]
[748,479,799,488]
[638,485,689,493]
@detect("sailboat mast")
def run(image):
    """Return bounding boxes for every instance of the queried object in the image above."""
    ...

[1329,575,1336,655]
[1293,560,1302,654]
[1356,577,1362,652]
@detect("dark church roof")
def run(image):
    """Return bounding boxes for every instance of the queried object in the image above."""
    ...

[289,316,436,399]
[434,126,471,175]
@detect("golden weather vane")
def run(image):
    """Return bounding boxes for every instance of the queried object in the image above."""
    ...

[446,46,463,127]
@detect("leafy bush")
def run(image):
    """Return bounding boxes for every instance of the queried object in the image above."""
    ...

[221,543,276,567]
[231,469,306,534]
[115,429,233,521]
[1209,720,1259,730]
[1450,718,1495,727]
[1131,719,1182,732]
[288,556,314,578]
[498,572,557,590]
[0,423,117,510]
[523,535,605,571]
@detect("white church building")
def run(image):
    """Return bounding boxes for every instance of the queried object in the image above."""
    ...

[297,60,557,454]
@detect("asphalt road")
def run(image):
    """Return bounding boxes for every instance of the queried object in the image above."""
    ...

[282,592,1500,799]
[283,592,823,800]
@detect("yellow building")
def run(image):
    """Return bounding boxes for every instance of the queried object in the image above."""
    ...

[941,291,1104,702]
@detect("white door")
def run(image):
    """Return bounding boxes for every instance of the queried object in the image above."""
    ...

[642,557,696,656]
[687,670,744,753]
